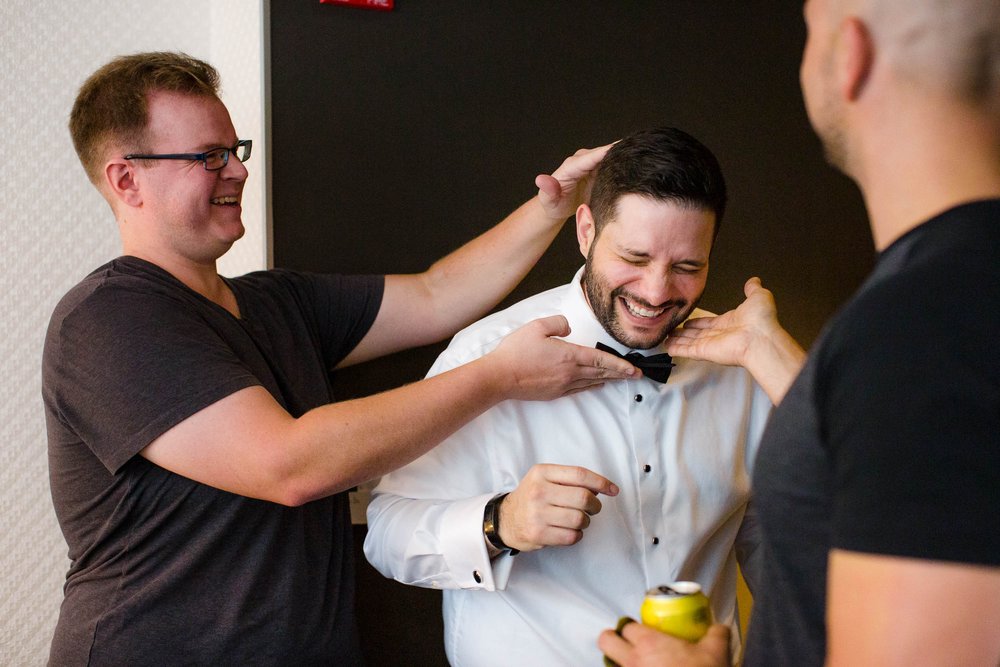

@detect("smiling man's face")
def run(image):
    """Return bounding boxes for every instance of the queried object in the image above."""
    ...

[578,193,715,350]
[125,90,248,264]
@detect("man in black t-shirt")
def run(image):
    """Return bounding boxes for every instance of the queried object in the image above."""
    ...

[598,1,1000,666]
[45,52,637,665]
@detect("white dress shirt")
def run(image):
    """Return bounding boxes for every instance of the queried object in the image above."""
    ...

[364,268,772,666]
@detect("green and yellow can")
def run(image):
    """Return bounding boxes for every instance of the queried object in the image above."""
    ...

[640,581,712,642]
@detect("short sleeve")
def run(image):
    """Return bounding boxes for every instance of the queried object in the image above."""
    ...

[44,283,259,473]
[819,273,1000,565]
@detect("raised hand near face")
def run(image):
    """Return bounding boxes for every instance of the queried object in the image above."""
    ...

[535,143,615,221]
[665,277,806,405]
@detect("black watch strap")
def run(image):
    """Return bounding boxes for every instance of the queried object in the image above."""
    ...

[483,492,519,555]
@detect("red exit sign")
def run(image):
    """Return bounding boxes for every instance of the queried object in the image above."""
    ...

[320,0,394,10]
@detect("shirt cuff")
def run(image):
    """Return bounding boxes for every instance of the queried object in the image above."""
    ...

[439,492,514,591]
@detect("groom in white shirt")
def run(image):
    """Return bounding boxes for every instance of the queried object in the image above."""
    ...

[364,127,772,666]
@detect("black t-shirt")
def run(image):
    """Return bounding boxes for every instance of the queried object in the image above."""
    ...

[745,200,1000,667]
[43,256,383,666]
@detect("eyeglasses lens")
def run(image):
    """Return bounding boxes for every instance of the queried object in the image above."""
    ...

[204,142,251,171]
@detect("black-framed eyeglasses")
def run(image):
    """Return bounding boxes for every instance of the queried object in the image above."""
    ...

[124,139,252,171]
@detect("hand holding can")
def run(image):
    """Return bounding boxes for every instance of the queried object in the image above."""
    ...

[602,581,713,666]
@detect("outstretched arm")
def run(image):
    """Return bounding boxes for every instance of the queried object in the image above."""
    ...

[665,277,806,404]
[342,143,613,366]
[142,315,637,506]
[826,550,1000,666]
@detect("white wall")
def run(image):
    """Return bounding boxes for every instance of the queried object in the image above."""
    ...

[0,2,269,663]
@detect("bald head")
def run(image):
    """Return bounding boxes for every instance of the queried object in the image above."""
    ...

[858,0,1000,106]
[803,0,1000,248]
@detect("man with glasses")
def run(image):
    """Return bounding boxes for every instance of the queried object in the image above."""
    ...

[43,51,634,665]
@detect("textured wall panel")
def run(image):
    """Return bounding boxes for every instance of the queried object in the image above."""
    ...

[0,2,266,663]
[214,0,270,276]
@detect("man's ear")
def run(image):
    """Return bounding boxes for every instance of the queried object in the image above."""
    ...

[838,16,874,101]
[576,204,597,258]
[104,160,143,208]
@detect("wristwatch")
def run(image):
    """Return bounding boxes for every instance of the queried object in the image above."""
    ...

[483,492,519,555]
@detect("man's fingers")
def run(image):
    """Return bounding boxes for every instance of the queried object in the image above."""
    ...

[558,142,613,176]
[743,276,764,296]
[672,316,717,332]
[599,620,731,667]
[515,503,596,547]
[518,320,637,378]
[539,463,619,498]
[597,626,632,666]
[586,346,639,377]
[528,313,572,338]
[620,622,731,662]
[692,624,733,665]
[536,142,615,212]
[540,338,638,379]
[549,144,614,182]
[534,173,561,201]
[505,465,620,551]
[491,319,637,403]
[539,505,593,532]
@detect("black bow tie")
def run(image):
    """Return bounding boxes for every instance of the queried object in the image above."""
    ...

[596,342,675,383]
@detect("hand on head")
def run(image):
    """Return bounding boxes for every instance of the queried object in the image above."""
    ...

[498,463,619,553]
[535,143,615,221]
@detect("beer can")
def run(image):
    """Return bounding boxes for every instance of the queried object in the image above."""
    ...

[639,581,712,642]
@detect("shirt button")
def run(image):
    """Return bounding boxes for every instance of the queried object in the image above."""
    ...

[634,394,643,402]
[473,570,482,583]
[643,464,652,473]
[652,537,660,545]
